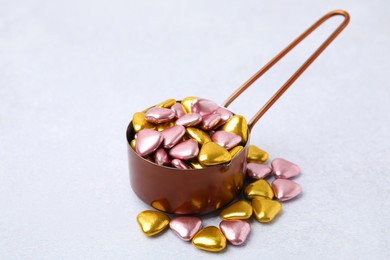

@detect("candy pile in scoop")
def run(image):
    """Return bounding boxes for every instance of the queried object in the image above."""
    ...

[130,97,248,168]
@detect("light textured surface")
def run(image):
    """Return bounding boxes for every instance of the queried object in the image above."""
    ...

[1,0,389,259]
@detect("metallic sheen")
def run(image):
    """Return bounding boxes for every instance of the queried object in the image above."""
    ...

[244,179,274,200]
[130,139,136,150]
[156,98,176,108]
[127,120,248,214]
[181,96,198,114]
[161,125,186,149]
[229,145,244,158]
[132,112,155,133]
[221,115,248,143]
[191,99,219,116]
[171,158,191,169]
[136,210,170,236]
[186,127,211,145]
[271,158,301,179]
[198,142,232,166]
[192,226,227,252]
[171,103,185,118]
[175,113,202,126]
[221,11,350,130]
[215,107,233,122]
[169,139,199,160]
[145,107,175,124]
[252,197,282,223]
[135,129,163,156]
[272,179,302,201]
[220,200,252,220]
[246,163,272,179]
[156,121,175,132]
[201,113,221,130]
[219,220,250,246]
[155,148,170,166]
[246,145,268,163]
[169,216,202,241]
[211,131,242,149]
[188,160,204,169]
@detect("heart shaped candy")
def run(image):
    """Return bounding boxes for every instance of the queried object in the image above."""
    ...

[169,139,199,160]
[192,226,226,252]
[135,129,163,156]
[171,159,191,169]
[244,179,274,200]
[198,142,232,166]
[246,163,272,179]
[191,99,219,116]
[219,220,250,246]
[156,98,176,108]
[171,103,185,118]
[169,216,202,241]
[246,145,268,163]
[201,113,221,130]
[186,127,211,145]
[161,125,186,149]
[220,200,252,220]
[229,145,244,158]
[145,107,175,123]
[214,107,232,122]
[252,197,282,223]
[272,179,302,201]
[136,210,170,236]
[211,131,242,149]
[271,158,301,179]
[181,96,198,114]
[155,148,170,166]
[221,115,248,143]
[132,112,155,132]
[175,113,202,126]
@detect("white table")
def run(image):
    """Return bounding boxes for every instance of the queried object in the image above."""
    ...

[1,0,389,259]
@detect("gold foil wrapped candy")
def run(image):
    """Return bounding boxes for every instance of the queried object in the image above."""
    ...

[136,210,170,236]
[221,115,248,143]
[192,226,227,252]
[252,197,282,223]
[247,145,268,163]
[244,179,274,200]
[220,200,253,220]
[198,142,232,166]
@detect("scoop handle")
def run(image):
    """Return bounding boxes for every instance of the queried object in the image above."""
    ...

[222,10,350,131]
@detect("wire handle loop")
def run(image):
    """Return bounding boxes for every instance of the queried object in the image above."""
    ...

[222,10,350,131]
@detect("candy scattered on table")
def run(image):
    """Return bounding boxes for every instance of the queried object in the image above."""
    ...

[271,158,301,179]
[169,216,202,241]
[219,200,253,220]
[192,226,227,252]
[246,163,272,179]
[219,220,250,246]
[136,210,170,236]
[244,179,274,200]
[133,97,303,253]
[130,97,246,169]
[272,179,302,201]
[252,197,282,223]
[246,145,269,163]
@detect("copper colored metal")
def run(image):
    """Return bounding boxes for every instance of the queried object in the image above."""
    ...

[126,10,350,214]
[127,124,248,214]
[222,10,350,131]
